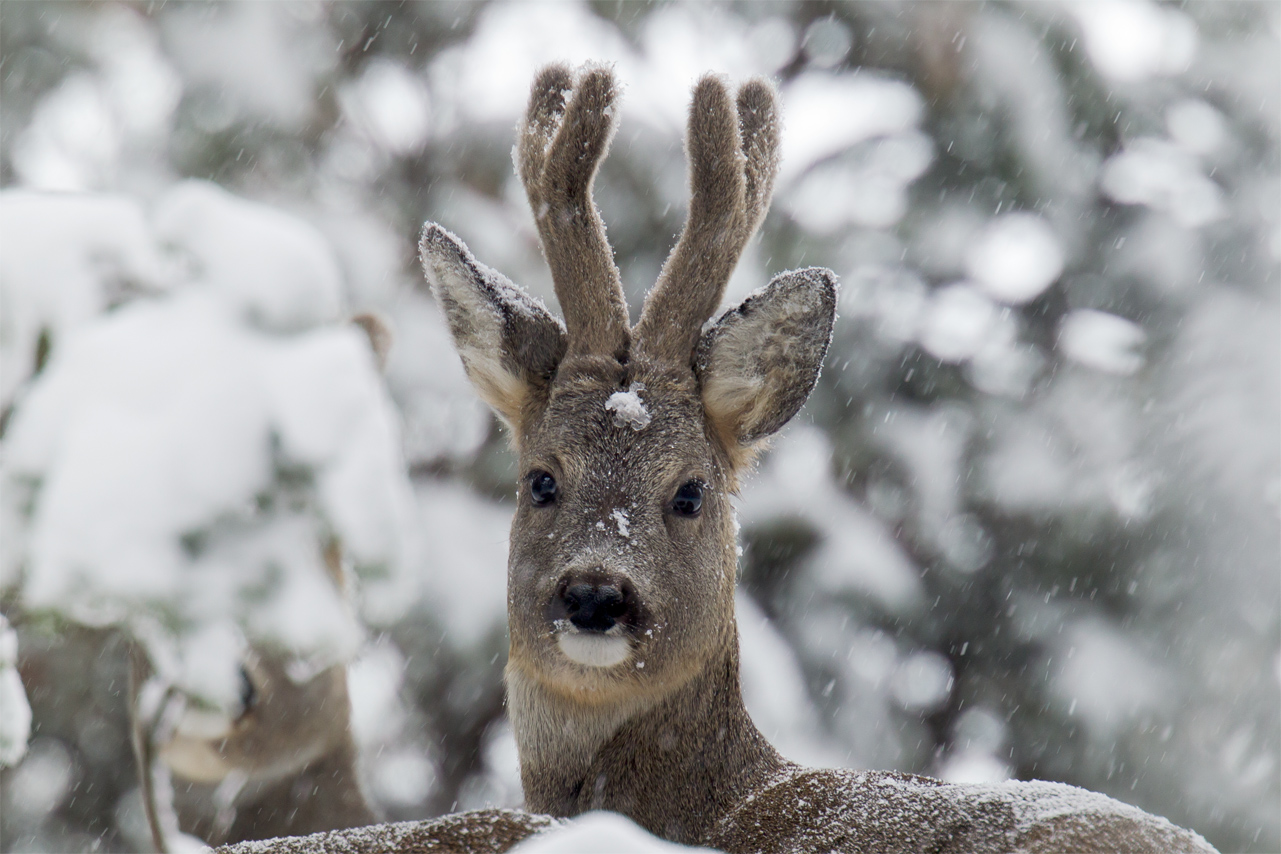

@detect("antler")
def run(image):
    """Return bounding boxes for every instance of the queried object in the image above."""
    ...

[517,64,631,360]
[634,75,780,364]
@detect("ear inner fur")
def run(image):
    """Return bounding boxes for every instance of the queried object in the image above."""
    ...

[419,224,566,435]
[697,267,838,454]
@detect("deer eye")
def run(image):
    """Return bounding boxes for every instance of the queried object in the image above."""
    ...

[529,471,558,506]
[238,665,258,716]
[671,481,704,517]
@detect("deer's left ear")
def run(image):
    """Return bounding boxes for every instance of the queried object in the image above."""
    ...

[420,223,567,433]
[696,267,837,452]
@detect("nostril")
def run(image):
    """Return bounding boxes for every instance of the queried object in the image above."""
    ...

[601,588,627,619]
[563,583,627,632]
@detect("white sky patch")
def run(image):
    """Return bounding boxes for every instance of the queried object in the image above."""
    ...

[938,750,1013,785]
[1166,99,1228,158]
[368,747,435,809]
[917,283,998,363]
[890,649,954,713]
[611,508,631,538]
[965,213,1064,305]
[782,131,934,232]
[1051,619,1165,738]
[1100,138,1225,229]
[1071,0,1197,83]
[339,59,432,155]
[1058,310,1146,375]
[780,71,923,185]
[605,382,651,431]
[10,0,183,191]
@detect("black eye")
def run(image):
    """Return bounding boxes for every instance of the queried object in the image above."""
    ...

[238,665,258,716]
[529,471,558,506]
[672,481,703,517]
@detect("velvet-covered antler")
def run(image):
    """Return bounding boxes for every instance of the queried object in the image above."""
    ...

[633,75,780,364]
[516,64,631,361]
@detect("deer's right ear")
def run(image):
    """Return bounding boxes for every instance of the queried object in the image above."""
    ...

[696,267,837,464]
[420,223,567,432]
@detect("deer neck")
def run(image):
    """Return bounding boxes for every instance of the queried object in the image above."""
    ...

[507,633,790,846]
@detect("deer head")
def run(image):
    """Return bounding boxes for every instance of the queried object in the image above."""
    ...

[421,63,835,825]
[157,559,374,845]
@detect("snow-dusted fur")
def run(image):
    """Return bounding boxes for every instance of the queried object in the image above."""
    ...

[218,63,1216,854]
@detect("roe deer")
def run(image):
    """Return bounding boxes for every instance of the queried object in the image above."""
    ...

[161,654,374,845]
[157,541,376,846]
[215,63,1217,854]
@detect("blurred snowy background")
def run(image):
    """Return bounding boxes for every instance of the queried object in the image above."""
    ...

[0,1,1277,852]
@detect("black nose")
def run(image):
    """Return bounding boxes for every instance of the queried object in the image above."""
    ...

[563,583,628,632]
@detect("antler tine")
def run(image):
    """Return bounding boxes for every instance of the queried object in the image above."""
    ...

[517,64,630,361]
[736,78,781,238]
[517,64,573,192]
[634,75,780,364]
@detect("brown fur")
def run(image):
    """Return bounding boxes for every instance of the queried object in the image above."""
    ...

[420,66,833,846]
[707,770,1215,854]
[211,61,1217,854]
[419,224,566,435]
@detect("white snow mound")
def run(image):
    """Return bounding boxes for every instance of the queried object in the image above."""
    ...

[511,811,716,854]
[3,289,413,709]
[605,382,652,431]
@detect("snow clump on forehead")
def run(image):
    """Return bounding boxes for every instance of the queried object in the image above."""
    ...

[604,382,652,431]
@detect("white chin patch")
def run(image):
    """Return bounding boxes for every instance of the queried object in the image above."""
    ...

[557,631,631,668]
[175,707,235,740]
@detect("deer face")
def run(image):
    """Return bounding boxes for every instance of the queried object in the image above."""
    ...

[421,64,835,706]
[505,360,736,700]
[161,654,351,783]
